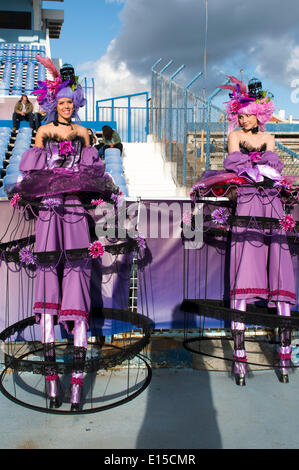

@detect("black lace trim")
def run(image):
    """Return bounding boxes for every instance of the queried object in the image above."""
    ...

[42,133,86,148]
[231,330,245,350]
[1,309,152,374]
[72,346,87,373]
[239,141,267,155]
[1,238,139,265]
[43,342,57,376]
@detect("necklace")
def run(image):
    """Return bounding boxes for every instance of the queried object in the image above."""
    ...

[56,120,72,126]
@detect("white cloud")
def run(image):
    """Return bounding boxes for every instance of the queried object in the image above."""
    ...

[78,41,149,102]
[79,0,299,109]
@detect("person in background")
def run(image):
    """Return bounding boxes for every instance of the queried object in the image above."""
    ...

[87,128,97,146]
[12,94,34,131]
[99,125,123,157]
[33,100,47,130]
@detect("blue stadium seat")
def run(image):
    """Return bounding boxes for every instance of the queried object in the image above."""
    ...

[105,161,123,170]
[6,164,21,175]
[104,147,121,158]
[105,155,122,164]
[3,174,20,186]
[0,186,7,198]
[105,167,124,178]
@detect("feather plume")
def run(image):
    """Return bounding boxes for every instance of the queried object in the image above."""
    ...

[226,75,247,93]
[36,54,60,80]
[218,84,237,92]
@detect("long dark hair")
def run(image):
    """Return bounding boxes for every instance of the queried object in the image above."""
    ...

[102,125,113,140]
[19,94,29,103]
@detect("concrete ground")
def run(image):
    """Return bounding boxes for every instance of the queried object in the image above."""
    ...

[0,366,298,450]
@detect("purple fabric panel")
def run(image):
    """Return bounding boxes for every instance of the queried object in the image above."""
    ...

[80,146,105,175]
[100,250,130,310]
[19,147,47,172]
[135,200,227,329]
[258,150,284,173]
[223,151,252,173]
[196,171,238,187]
[230,188,296,304]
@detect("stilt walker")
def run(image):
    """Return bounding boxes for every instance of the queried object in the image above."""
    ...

[8,56,117,409]
[219,76,296,385]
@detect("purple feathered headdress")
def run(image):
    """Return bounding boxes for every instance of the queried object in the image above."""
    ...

[218,75,275,134]
[31,55,86,123]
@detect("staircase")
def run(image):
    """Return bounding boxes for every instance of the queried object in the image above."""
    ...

[122,142,181,198]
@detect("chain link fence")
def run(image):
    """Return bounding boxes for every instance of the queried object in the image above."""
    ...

[151,65,227,190]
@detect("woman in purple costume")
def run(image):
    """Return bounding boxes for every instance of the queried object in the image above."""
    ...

[14,57,111,410]
[220,77,296,386]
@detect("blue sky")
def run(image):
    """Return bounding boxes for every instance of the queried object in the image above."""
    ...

[43,0,123,67]
[43,0,299,119]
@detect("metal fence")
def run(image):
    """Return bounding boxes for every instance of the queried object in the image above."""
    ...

[82,77,95,121]
[93,61,299,186]
[150,59,227,189]
[96,93,149,143]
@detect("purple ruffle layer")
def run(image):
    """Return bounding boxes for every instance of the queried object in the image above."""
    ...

[6,167,118,200]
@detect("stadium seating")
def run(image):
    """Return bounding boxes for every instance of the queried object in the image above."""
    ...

[0,43,47,96]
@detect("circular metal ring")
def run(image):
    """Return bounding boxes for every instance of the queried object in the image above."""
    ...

[181,299,299,329]
[183,336,297,369]
[1,309,152,374]
[0,347,152,415]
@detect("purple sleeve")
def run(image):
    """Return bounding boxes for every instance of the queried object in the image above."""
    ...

[257,150,284,174]
[80,146,105,176]
[19,147,47,172]
[223,151,252,174]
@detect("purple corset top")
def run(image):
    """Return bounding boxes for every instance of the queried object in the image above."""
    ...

[44,135,86,169]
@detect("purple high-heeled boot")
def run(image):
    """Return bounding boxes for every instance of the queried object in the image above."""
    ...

[41,314,61,408]
[231,299,247,386]
[277,302,292,383]
[70,321,87,411]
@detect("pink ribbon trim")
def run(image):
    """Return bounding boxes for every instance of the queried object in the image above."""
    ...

[71,377,83,386]
[278,352,292,360]
[233,355,247,362]
[45,374,59,382]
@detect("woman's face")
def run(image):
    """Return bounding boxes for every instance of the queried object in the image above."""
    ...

[238,113,258,131]
[57,97,74,121]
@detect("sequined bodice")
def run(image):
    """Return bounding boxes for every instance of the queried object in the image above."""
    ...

[43,135,85,169]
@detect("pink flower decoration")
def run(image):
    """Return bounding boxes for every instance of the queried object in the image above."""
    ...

[10,193,21,208]
[59,141,74,157]
[91,198,106,206]
[88,241,105,259]
[279,214,296,232]
[183,211,192,226]
[211,207,229,225]
[249,152,262,164]
[19,248,36,265]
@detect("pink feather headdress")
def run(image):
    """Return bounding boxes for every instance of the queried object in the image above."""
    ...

[219,75,275,134]
[31,54,85,123]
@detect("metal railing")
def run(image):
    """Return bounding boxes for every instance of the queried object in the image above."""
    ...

[96,92,149,142]
[82,77,95,122]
